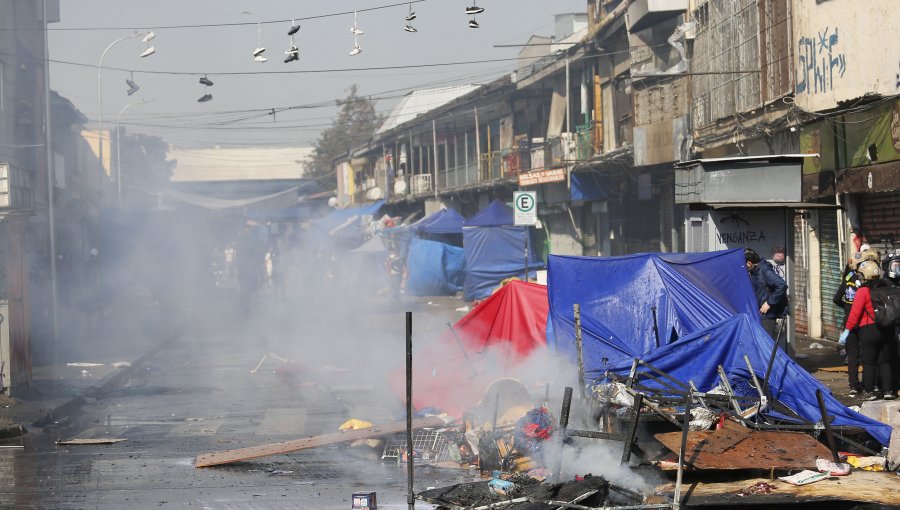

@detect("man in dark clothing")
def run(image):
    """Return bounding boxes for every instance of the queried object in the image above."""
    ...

[745,248,789,341]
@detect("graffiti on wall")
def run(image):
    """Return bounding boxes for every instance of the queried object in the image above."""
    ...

[797,27,847,95]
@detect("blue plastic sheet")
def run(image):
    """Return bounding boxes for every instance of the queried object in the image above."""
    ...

[600,314,893,446]
[406,237,465,296]
[463,225,542,300]
[312,200,384,236]
[413,208,466,235]
[547,249,757,361]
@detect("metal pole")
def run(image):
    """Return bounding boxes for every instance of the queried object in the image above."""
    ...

[673,393,693,510]
[42,0,59,362]
[574,304,585,399]
[651,306,660,349]
[523,227,529,282]
[620,392,643,464]
[553,387,573,482]
[474,107,481,182]
[432,120,438,199]
[98,32,141,183]
[406,311,415,510]
[565,56,571,135]
[115,98,153,208]
[816,389,841,463]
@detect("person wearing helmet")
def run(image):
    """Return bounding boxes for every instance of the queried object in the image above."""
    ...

[841,260,895,401]
[880,253,900,399]
[834,253,867,396]
[745,248,789,341]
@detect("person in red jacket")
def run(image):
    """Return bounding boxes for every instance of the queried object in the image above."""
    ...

[841,260,896,401]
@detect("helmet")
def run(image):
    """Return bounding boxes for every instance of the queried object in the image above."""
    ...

[849,248,880,270]
[857,260,882,280]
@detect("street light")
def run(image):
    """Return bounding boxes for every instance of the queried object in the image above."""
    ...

[97,31,154,191]
[116,98,154,207]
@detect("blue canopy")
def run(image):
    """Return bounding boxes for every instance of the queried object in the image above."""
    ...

[547,249,757,361]
[464,199,514,227]
[463,225,542,300]
[601,314,892,446]
[405,237,466,296]
[412,208,466,235]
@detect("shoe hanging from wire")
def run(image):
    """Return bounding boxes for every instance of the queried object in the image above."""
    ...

[284,20,300,63]
[349,37,362,56]
[404,2,417,32]
[197,73,213,103]
[466,0,484,28]
[125,72,140,96]
[350,10,364,35]
[140,31,156,57]
[253,21,267,62]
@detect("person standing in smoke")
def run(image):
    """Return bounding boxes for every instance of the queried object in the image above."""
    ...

[835,247,880,396]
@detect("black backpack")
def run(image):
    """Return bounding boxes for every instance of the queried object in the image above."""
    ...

[871,283,900,328]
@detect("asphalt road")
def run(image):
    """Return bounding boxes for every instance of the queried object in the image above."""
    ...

[0,293,473,509]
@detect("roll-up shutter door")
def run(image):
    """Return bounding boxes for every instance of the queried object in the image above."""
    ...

[819,210,844,339]
[858,191,900,256]
[792,215,808,335]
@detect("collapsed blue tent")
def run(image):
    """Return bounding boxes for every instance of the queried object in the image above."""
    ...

[405,237,465,295]
[547,249,892,446]
[463,200,543,301]
[602,314,892,446]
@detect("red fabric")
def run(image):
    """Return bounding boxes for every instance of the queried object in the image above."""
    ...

[846,286,876,330]
[390,281,549,417]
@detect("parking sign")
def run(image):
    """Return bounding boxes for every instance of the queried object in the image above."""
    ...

[514,191,537,226]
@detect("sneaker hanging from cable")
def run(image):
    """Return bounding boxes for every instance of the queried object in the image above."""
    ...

[199,75,213,87]
[197,93,213,103]
[406,3,416,21]
[252,22,266,61]
[466,0,483,28]
[288,19,300,36]
[125,72,140,96]
[140,31,156,57]
[350,11,364,35]
[404,3,417,32]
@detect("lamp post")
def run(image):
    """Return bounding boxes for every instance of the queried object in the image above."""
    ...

[97,31,154,189]
[116,98,153,207]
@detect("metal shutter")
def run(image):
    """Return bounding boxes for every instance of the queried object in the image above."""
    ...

[819,210,844,339]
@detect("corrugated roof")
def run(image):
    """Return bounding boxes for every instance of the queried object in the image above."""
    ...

[377,85,481,135]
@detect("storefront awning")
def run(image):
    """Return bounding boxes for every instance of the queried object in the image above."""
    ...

[705,202,841,209]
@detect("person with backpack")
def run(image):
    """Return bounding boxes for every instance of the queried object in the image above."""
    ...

[840,260,895,401]
[834,257,865,396]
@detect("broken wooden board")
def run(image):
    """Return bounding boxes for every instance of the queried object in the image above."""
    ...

[195,416,444,468]
[655,471,900,506]
[654,428,832,470]
[57,438,127,445]
[818,366,849,373]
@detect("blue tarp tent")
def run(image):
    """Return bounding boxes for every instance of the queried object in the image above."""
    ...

[412,208,466,235]
[463,200,543,301]
[405,237,466,295]
[547,249,892,445]
[548,249,757,360]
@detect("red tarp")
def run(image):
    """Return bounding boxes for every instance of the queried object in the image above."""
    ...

[392,280,549,417]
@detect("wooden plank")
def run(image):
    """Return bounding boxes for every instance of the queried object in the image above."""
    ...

[195,416,444,468]
[818,366,848,374]
[57,438,127,445]
[655,471,900,506]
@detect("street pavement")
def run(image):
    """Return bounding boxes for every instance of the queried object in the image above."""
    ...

[0,292,472,509]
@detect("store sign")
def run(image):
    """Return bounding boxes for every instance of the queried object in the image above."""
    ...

[514,191,537,226]
[518,168,566,187]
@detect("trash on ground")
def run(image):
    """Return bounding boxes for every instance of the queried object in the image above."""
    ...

[816,458,851,475]
[778,470,829,486]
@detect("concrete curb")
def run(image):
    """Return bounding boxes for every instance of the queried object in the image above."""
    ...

[31,333,179,428]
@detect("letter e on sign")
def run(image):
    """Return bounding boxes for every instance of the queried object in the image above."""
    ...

[514,191,537,226]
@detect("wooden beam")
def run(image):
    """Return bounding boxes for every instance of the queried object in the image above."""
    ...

[195,416,444,468]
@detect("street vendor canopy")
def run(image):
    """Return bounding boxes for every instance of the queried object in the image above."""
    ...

[313,200,384,237]
[601,314,893,446]
[547,249,757,363]
[405,237,465,296]
[463,200,542,300]
[392,280,549,417]
[412,208,466,235]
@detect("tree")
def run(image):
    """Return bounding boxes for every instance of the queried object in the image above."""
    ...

[306,85,382,189]
[118,131,176,208]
